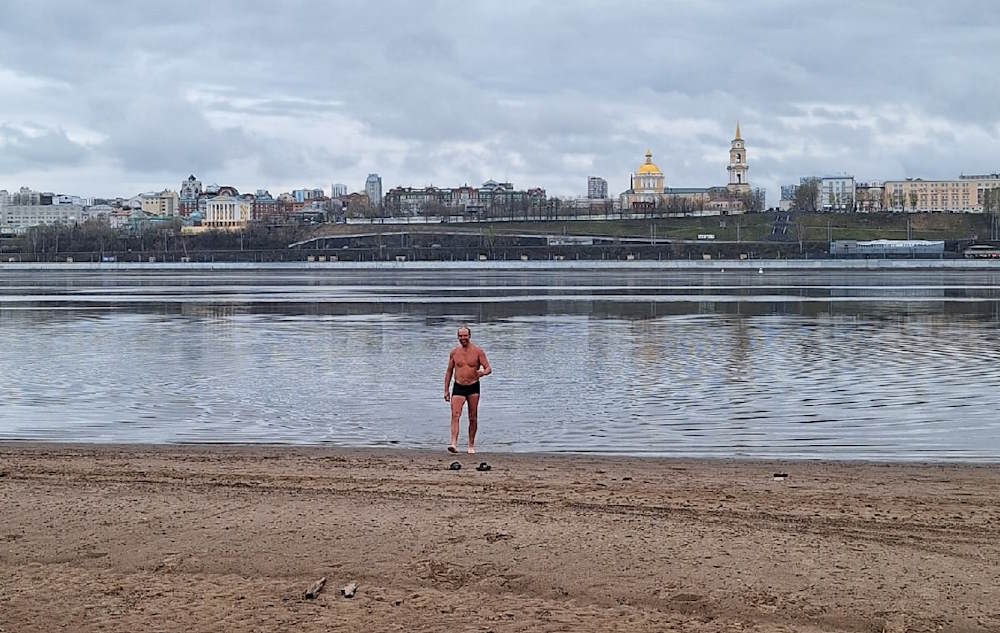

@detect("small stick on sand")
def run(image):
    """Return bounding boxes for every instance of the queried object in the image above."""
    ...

[304,576,327,599]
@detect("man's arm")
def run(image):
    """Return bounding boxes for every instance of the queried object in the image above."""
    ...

[444,352,455,400]
[477,348,492,378]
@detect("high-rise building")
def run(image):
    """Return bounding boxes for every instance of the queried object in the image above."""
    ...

[331,183,348,198]
[365,174,382,209]
[587,177,608,199]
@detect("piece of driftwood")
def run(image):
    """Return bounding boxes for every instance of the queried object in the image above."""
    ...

[304,576,327,599]
[341,581,359,598]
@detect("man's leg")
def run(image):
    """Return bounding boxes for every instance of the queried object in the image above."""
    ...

[449,395,466,452]
[466,394,480,454]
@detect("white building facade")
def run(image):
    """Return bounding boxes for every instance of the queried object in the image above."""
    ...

[204,195,251,228]
[819,176,856,211]
[0,187,87,234]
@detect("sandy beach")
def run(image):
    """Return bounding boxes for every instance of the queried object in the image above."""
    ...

[1,444,998,632]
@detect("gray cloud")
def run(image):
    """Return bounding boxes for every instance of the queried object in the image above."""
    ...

[0,0,997,202]
[0,123,90,169]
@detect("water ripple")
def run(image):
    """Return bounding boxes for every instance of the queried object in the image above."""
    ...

[2,268,1000,460]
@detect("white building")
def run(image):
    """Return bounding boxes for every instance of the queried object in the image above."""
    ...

[365,173,382,209]
[0,187,87,234]
[53,194,90,206]
[819,176,855,211]
[331,183,348,197]
[204,195,251,228]
[1,203,86,234]
[86,204,114,220]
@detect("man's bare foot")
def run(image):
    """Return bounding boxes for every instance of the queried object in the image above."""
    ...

[447,445,457,453]
[467,447,476,454]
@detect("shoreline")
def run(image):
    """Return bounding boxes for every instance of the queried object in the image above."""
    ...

[2,439,999,465]
[2,258,1000,271]
[2,442,998,632]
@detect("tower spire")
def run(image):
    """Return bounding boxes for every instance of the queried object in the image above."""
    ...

[727,121,749,195]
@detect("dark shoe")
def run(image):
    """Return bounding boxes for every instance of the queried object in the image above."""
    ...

[449,461,462,471]
[476,462,491,472]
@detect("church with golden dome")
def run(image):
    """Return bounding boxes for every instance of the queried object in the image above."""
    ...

[621,122,752,214]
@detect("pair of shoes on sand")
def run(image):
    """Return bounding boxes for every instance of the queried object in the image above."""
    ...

[447,445,475,454]
[448,461,491,472]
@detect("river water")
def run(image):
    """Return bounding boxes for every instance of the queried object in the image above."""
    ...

[2,266,999,460]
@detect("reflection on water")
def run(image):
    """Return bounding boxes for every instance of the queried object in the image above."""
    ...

[2,267,1000,460]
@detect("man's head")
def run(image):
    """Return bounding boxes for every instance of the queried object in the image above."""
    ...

[457,326,471,347]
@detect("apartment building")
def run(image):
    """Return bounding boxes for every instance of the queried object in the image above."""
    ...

[587,177,608,199]
[140,190,179,216]
[383,181,546,215]
[819,176,855,211]
[0,187,86,234]
[883,174,1000,212]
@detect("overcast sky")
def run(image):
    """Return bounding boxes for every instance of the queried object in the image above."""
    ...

[1,1,998,204]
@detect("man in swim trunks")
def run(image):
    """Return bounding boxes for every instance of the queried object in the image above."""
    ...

[444,325,491,454]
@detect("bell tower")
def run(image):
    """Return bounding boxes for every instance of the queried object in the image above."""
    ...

[727,121,750,195]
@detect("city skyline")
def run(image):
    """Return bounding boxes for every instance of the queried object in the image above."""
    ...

[1,2,998,204]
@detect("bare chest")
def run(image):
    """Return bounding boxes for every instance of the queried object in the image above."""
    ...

[453,348,480,368]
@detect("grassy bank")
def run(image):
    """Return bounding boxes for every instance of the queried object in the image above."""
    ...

[320,212,990,242]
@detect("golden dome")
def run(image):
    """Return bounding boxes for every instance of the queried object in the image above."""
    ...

[637,149,661,175]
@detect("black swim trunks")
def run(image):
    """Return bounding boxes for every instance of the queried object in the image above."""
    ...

[452,381,481,398]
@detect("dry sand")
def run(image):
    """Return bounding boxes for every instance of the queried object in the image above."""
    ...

[1,443,999,632]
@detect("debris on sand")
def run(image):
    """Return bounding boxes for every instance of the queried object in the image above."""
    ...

[304,576,326,600]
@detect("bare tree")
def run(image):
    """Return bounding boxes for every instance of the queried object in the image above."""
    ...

[793,180,819,213]
[740,188,765,213]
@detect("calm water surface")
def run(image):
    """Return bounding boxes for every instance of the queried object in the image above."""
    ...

[2,266,1000,460]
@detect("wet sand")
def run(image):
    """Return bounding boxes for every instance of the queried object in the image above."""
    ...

[1,443,998,632]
